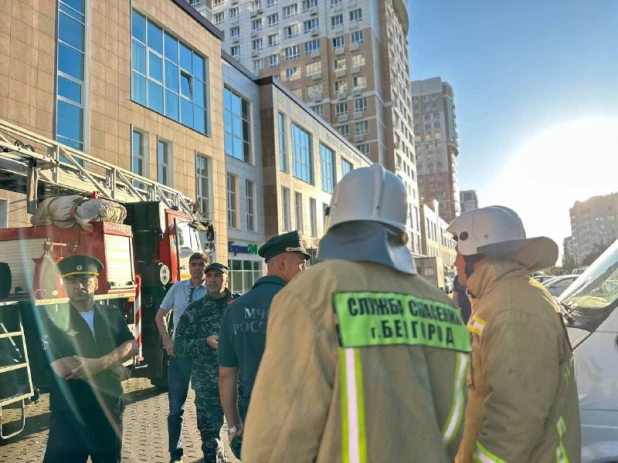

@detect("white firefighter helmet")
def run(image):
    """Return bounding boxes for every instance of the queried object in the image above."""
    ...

[326,163,408,233]
[447,206,558,270]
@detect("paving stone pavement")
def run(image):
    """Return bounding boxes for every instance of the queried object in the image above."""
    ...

[0,378,206,462]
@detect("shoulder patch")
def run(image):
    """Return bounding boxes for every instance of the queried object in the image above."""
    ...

[467,315,486,337]
[332,292,471,353]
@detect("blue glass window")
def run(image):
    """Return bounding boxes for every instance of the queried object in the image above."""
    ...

[319,144,335,193]
[341,158,353,177]
[55,0,85,152]
[224,88,252,163]
[278,113,288,172]
[131,10,209,134]
[292,124,313,184]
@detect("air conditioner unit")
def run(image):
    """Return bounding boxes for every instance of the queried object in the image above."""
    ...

[336,69,346,77]
[251,11,258,17]
[338,114,348,122]
[352,88,362,96]
[334,5,342,12]
[311,29,320,37]
[350,42,359,51]
[311,50,320,58]
[355,134,364,142]
[231,0,238,4]
[351,65,360,74]
[353,111,362,119]
[252,51,259,57]
[338,91,347,100]
[310,7,318,15]
[258,8,263,13]
[312,72,322,80]
[233,37,240,43]
[251,30,258,36]
[350,22,359,30]
[313,93,323,102]
[334,47,344,55]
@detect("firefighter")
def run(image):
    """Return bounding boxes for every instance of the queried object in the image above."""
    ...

[241,164,472,462]
[447,206,581,462]
[154,251,209,463]
[174,263,238,462]
[218,230,310,456]
[39,255,137,462]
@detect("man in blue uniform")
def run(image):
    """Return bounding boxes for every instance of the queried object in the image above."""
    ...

[39,255,138,463]
[218,231,310,450]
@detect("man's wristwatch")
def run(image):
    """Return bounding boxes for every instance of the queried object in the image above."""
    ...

[228,424,243,434]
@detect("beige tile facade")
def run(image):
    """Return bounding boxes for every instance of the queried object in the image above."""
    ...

[0,0,230,260]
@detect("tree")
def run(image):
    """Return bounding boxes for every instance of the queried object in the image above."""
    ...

[562,254,575,273]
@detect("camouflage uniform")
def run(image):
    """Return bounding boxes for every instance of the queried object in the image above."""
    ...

[174,289,238,462]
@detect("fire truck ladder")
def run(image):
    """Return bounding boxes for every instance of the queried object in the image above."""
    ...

[0,118,197,215]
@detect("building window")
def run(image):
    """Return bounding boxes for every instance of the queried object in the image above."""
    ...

[267,0,277,6]
[214,0,224,6]
[351,30,364,43]
[284,24,299,38]
[131,11,209,134]
[56,0,87,151]
[285,66,301,81]
[195,154,210,216]
[131,129,148,188]
[227,173,238,228]
[434,122,441,129]
[312,105,324,116]
[334,79,347,93]
[307,83,323,98]
[224,87,252,163]
[268,13,278,26]
[331,0,342,5]
[354,97,367,112]
[230,7,239,18]
[269,54,280,67]
[356,143,369,155]
[304,39,320,54]
[214,12,224,24]
[292,123,313,184]
[268,34,279,47]
[295,192,304,232]
[251,0,262,10]
[335,102,348,116]
[341,158,353,177]
[352,53,365,67]
[353,75,367,89]
[336,125,349,138]
[331,14,343,28]
[306,61,321,75]
[309,198,317,237]
[332,36,344,48]
[319,144,336,193]
[0,199,7,228]
[246,180,255,231]
[283,4,298,18]
[304,18,319,33]
[228,259,263,294]
[157,139,171,185]
[349,8,362,21]
[285,45,300,60]
[230,45,240,57]
[252,38,263,51]
[253,59,264,72]
[333,57,346,70]
[302,0,318,12]
[282,187,291,231]
[252,19,263,31]
[230,26,240,38]
[278,113,288,172]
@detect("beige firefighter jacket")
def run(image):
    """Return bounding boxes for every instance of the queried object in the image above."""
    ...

[456,259,581,463]
[242,259,472,463]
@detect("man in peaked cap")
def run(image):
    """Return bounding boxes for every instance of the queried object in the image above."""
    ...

[40,255,138,462]
[218,231,310,455]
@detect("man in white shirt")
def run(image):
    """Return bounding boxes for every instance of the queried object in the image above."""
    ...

[155,252,209,463]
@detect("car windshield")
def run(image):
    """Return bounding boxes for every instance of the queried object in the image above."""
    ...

[559,240,618,310]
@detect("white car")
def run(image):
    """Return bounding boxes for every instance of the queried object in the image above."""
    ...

[560,239,618,462]
[542,274,578,297]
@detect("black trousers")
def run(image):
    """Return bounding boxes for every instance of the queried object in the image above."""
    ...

[43,406,123,463]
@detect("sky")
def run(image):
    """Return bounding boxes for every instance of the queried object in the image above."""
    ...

[407,0,618,253]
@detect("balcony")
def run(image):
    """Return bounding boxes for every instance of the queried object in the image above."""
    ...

[338,114,348,122]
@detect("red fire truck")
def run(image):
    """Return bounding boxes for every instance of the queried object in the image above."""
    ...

[0,119,215,438]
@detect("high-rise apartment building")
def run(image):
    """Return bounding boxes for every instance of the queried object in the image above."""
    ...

[569,192,618,265]
[188,0,423,254]
[411,77,460,223]
[460,189,479,213]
